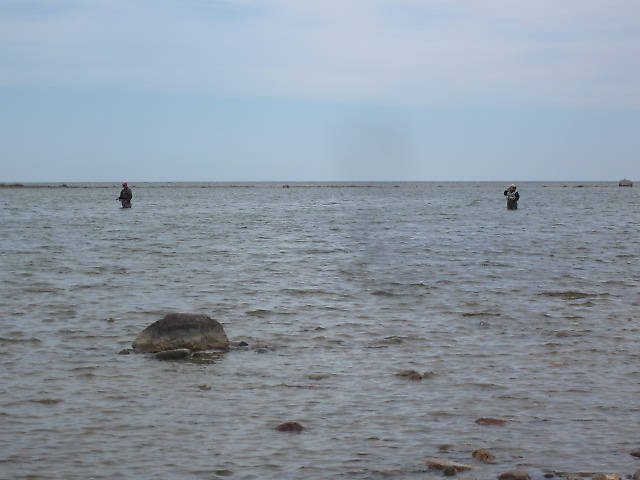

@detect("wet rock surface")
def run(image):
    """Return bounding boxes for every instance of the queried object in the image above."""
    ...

[443,466,458,476]
[133,313,229,353]
[154,348,191,360]
[472,449,496,463]
[395,369,435,380]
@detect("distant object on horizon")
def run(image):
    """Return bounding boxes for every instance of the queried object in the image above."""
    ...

[618,179,633,187]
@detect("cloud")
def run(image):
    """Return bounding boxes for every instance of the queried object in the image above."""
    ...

[1,0,639,107]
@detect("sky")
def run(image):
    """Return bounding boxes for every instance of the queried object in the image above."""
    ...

[1,0,639,182]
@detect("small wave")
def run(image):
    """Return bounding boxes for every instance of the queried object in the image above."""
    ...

[300,249,344,255]
[371,290,401,297]
[276,383,318,389]
[282,288,336,297]
[379,336,404,344]
[30,398,62,405]
[245,309,273,317]
[409,282,436,290]
[23,285,62,294]
[0,336,41,344]
[466,382,508,390]
[70,365,99,372]
[539,291,595,300]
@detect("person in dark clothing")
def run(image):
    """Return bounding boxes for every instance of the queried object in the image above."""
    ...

[503,184,519,210]
[117,182,132,208]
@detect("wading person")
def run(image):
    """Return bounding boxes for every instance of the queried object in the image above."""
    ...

[504,184,519,210]
[117,182,133,208]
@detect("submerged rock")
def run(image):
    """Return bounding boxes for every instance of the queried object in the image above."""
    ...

[443,466,458,476]
[630,450,640,458]
[591,475,621,480]
[472,449,496,463]
[275,422,304,432]
[154,348,191,360]
[189,351,225,364]
[475,417,508,426]
[396,370,434,380]
[426,458,474,472]
[133,313,229,353]
[498,471,530,480]
[396,370,424,380]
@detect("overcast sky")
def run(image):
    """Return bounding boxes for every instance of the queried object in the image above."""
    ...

[1,0,639,182]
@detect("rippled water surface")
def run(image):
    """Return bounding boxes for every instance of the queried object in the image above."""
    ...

[1,182,639,479]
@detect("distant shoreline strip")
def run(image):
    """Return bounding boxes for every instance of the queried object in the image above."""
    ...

[0,183,623,189]
[0,183,380,189]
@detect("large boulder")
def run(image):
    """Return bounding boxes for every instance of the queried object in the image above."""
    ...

[133,313,229,353]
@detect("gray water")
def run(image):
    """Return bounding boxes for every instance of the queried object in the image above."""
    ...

[1,182,639,480]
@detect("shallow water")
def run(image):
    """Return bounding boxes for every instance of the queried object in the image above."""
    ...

[1,182,639,479]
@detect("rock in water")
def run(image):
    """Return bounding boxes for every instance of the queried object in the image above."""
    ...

[426,459,474,472]
[154,348,191,360]
[475,417,508,426]
[472,449,496,463]
[498,471,530,480]
[133,313,229,353]
[275,422,304,432]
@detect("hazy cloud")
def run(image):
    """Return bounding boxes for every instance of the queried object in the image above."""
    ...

[2,0,639,107]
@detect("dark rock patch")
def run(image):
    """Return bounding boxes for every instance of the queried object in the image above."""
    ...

[133,313,229,353]
[154,348,191,360]
[396,370,434,380]
[472,449,496,463]
[426,459,474,472]
[275,422,304,432]
[31,398,62,405]
[498,471,530,480]
[475,417,508,426]
[443,466,458,476]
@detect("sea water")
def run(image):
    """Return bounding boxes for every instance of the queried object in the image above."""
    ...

[1,182,639,479]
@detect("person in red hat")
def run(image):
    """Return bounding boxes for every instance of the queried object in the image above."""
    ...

[117,182,133,208]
